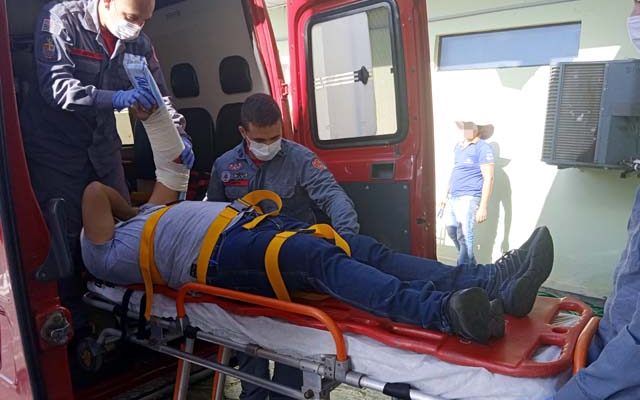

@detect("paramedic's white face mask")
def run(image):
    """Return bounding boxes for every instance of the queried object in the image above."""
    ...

[628,16,640,52]
[108,2,143,41]
[247,138,282,161]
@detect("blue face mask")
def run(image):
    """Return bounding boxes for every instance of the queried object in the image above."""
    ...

[628,16,640,52]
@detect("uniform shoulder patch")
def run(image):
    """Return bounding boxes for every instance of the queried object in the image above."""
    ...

[228,162,243,171]
[41,17,62,35]
[41,36,57,60]
[311,158,327,170]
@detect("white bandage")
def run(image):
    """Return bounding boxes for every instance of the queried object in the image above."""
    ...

[124,53,189,192]
[142,107,189,192]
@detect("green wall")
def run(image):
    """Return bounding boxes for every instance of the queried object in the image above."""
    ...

[269,0,638,298]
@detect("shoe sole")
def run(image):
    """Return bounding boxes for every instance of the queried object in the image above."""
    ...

[504,228,554,317]
[448,288,492,344]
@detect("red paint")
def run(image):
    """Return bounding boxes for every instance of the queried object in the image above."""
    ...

[0,0,74,397]
[288,0,437,258]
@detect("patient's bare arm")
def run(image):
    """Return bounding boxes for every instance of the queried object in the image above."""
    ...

[82,182,137,244]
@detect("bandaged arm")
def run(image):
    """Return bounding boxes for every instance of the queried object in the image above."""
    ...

[554,297,640,399]
[124,54,190,192]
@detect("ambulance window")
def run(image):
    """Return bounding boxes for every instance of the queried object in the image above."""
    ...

[115,110,134,145]
[308,2,405,146]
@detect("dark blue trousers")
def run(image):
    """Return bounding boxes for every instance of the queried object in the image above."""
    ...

[208,214,498,399]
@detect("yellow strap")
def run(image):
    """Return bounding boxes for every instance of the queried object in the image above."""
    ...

[264,225,351,302]
[195,190,284,284]
[195,206,240,283]
[264,231,298,302]
[307,224,351,256]
[139,206,172,320]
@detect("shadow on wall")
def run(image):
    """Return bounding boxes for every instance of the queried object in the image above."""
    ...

[534,168,637,297]
[475,142,513,263]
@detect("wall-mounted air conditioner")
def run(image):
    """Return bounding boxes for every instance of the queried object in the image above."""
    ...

[543,60,640,168]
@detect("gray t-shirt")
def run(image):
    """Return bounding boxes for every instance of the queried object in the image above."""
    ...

[81,201,234,288]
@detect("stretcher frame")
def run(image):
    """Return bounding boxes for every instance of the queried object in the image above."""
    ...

[83,282,600,400]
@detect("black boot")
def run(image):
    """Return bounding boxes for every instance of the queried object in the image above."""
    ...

[498,227,554,317]
[445,288,505,344]
[493,226,546,286]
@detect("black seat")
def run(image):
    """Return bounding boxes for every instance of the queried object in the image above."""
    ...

[171,63,216,174]
[215,56,253,160]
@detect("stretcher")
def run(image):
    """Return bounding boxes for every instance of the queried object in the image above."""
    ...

[83,280,598,400]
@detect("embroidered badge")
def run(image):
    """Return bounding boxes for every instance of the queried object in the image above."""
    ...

[41,36,57,60]
[221,171,232,183]
[228,162,243,171]
[312,158,327,170]
[41,18,61,35]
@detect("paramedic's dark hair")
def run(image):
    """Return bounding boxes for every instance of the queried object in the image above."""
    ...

[240,93,282,128]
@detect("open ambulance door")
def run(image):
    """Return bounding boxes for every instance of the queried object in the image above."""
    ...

[0,0,74,398]
[288,0,436,256]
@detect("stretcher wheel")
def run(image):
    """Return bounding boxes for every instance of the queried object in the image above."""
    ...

[76,337,104,373]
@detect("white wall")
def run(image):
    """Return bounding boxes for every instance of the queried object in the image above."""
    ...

[268,0,637,298]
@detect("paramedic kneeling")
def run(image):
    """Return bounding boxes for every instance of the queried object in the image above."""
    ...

[206,93,358,399]
[207,93,359,236]
[549,4,640,399]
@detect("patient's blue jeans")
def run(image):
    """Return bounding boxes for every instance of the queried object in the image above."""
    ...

[209,214,497,399]
[210,214,497,332]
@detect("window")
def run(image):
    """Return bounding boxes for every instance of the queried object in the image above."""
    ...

[438,23,581,71]
[308,2,404,145]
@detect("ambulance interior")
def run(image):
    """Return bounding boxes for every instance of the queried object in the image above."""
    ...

[9,0,269,203]
[7,0,279,395]
[5,0,598,399]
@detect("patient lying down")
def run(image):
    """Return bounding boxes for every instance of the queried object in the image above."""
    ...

[81,181,553,345]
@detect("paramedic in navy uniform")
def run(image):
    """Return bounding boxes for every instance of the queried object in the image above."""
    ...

[549,1,640,399]
[20,0,192,324]
[207,93,359,237]
[206,94,359,399]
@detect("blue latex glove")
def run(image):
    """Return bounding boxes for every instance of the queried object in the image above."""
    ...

[176,135,195,169]
[112,88,156,111]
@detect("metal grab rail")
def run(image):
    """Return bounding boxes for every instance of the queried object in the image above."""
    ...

[175,283,348,362]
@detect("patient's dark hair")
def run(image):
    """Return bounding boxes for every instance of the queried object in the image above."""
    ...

[240,93,282,129]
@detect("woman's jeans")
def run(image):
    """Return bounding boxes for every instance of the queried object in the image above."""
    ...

[443,195,481,265]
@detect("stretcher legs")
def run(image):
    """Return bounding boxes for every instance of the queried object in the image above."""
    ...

[174,337,196,400]
[211,346,231,400]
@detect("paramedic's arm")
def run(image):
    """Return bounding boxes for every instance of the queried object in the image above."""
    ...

[206,162,227,201]
[553,298,640,400]
[34,10,114,111]
[300,155,359,236]
[82,183,137,244]
[476,163,494,223]
[145,41,187,135]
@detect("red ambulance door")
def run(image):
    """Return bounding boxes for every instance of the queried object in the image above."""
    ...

[288,0,436,256]
[0,0,74,397]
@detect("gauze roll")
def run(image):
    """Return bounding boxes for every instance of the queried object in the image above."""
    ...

[123,53,189,192]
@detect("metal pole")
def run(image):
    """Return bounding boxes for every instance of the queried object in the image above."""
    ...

[130,337,305,400]
[174,337,195,400]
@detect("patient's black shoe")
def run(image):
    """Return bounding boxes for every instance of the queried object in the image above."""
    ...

[499,227,554,317]
[493,226,546,284]
[445,288,505,344]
